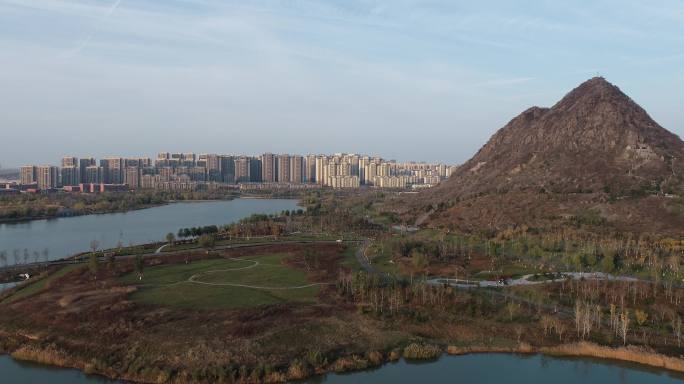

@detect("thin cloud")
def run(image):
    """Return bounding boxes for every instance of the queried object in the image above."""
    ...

[58,0,122,59]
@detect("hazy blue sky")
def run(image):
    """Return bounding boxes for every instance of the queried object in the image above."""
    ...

[1,0,683,167]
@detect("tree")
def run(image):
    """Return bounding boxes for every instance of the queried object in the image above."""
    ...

[619,310,631,345]
[673,316,682,347]
[505,302,520,322]
[166,232,176,245]
[635,309,648,327]
[600,254,615,272]
[89,253,99,276]
[89,239,100,254]
[198,234,216,251]
[0,251,6,268]
[134,254,144,280]
[411,249,428,270]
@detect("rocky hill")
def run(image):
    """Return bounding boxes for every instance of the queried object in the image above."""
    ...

[418,77,684,234]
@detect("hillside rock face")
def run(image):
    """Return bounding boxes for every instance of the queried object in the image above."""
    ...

[422,77,684,234]
[435,77,683,198]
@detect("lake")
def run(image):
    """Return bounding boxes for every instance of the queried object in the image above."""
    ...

[310,353,684,384]
[0,199,300,262]
[3,353,684,383]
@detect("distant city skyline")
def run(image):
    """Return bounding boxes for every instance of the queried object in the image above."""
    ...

[13,152,455,191]
[1,1,683,168]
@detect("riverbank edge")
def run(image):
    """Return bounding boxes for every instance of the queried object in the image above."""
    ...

[0,194,305,225]
[3,334,684,383]
[0,202,170,225]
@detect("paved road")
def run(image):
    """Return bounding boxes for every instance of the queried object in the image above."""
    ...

[354,239,395,282]
[355,239,374,273]
[427,271,641,289]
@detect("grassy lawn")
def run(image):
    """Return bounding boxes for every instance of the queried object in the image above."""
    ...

[3,264,83,304]
[340,244,362,270]
[120,254,320,309]
[367,244,401,275]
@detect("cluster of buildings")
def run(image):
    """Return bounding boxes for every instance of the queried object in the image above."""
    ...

[8,153,456,193]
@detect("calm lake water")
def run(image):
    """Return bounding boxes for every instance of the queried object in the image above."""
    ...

[3,353,684,384]
[311,354,684,384]
[0,199,300,262]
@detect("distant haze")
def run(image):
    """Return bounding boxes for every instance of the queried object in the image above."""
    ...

[1,1,683,167]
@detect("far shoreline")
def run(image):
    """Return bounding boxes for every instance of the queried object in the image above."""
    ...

[0,194,304,225]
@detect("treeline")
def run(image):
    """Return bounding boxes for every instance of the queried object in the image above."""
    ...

[373,226,684,277]
[177,225,219,238]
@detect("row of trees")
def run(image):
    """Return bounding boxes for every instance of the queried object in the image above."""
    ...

[177,225,219,239]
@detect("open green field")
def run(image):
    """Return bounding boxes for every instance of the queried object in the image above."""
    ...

[120,254,321,309]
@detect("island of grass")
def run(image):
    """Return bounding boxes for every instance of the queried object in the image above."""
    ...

[120,254,321,309]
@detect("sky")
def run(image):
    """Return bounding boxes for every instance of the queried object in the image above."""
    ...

[0,0,683,168]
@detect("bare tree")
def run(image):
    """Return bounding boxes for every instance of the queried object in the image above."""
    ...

[0,251,7,268]
[673,316,682,348]
[619,310,631,346]
[90,239,100,254]
[554,320,567,341]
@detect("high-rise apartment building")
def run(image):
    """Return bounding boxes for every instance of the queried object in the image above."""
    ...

[37,166,59,189]
[219,155,235,183]
[20,165,37,185]
[124,166,141,189]
[234,156,251,183]
[85,166,103,184]
[261,153,276,182]
[60,166,79,186]
[204,154,221,182]
[277,154,291,183]
[304,155,316,183]
[249,157,262,182]
[61,156,78,168]
[101,157,124,184]
[156,152,171,167]
[315,156,328,186]
[290,155,303,184]
[79,158,96,184]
